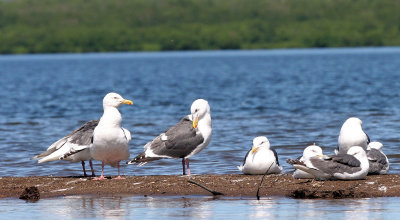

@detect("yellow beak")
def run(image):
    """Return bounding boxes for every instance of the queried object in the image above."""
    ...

[122,99,133,105]
[192,116,199,128]
[251,146,259,154]
[317,154,324,158]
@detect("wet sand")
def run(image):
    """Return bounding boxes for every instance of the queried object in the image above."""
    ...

[2,174,400,200]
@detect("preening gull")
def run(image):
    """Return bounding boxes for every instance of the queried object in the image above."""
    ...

[292,144,324,179]
[90,92,133,180]
[336,117,370,155]
[32,120,99,177]
[237,136,283,175]
[367,141,389,175]
[127,99,212,175]
[287,146,369,180]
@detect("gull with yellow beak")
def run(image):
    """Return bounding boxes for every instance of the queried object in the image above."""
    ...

[89,92,133,180]
[127,99,212,175]
[237,136,283,175]
[291,144,324,179]
[287,146,369,180]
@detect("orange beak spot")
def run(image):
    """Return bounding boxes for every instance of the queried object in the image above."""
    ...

[193,116,199,128]
[122,99,133,105]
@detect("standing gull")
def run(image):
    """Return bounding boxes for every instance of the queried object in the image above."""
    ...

[292,144,324,179]
[336,117,370,155]
[90,92,133,180]
[367,141,389,175]
[127,99,212,175]
[32,120,99,177]
[237,136,283,175]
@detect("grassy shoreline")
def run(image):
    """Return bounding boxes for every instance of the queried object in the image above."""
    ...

[1,0,399,54]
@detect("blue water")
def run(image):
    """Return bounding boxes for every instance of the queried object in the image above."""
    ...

[1,195,400,219]
[1,48,400,218]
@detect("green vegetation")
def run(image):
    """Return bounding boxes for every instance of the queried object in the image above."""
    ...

[0,0,399,54]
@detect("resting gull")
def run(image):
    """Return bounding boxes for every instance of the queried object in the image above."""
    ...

[336,117,370,155]
[367,141,389,175]
[32,120,99,177]
[127,99,212,175]
[237,136,283,175]
[90,92,133,180]
[287,146,369,180]
[292,144,324,179]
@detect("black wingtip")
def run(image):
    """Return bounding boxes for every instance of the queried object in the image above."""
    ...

[286,158,303,165]
[126,152,146,165]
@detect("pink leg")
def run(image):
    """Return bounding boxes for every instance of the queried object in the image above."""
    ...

[93,162,106,180]
[113,162,125,180]
[186,158,191,176]
[89,160,95,177]
[182,158,186,175]
[81,161,87,177]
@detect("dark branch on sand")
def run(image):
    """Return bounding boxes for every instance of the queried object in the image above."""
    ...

[188,180,224,196]
[256,162,275,200]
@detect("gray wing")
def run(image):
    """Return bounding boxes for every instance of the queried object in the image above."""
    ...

[367,149,389,174]
[68,120,99,145]
[367,149,387,164]
[309,155,362,175]
[330,154,361,167]
[271,148,280,166]
[148,117,204,158]
[32,120,99,159]
[58,120,99,160]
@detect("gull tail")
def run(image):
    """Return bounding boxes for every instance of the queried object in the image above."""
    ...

[38,149,68,163]
[59,147,87,160]
[126,152,162,166]
[237,165,244,172]
[32,138,68,160]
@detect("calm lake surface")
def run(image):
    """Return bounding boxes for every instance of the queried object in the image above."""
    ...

[1,48,400,218]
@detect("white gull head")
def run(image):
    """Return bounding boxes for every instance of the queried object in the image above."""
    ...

[103,92,133,109]
[303,144,323,160]
[368,141,383,151]
[252,136,271,151]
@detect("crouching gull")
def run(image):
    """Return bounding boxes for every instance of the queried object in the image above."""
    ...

[287,146,369,180]
[127,99,212,175]
[292,144,324,179]
[367,141,389,175]
[32,120,99,177]
[89,92,133,180]
[237,136,283,175]
[336,117,370,155]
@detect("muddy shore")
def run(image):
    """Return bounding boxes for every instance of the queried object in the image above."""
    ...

[1,174,400,200]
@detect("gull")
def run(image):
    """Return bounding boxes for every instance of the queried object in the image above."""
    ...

[287,146,369,180]
[367,141,389,175]
[127,99,212,175]
[90,92,133,180]
[336,117,370,155]
[292,144,324,179]
[32,120,99,177]
[237,136,283,175]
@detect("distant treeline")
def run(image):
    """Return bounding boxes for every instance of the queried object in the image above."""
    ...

[0,0,399,54]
